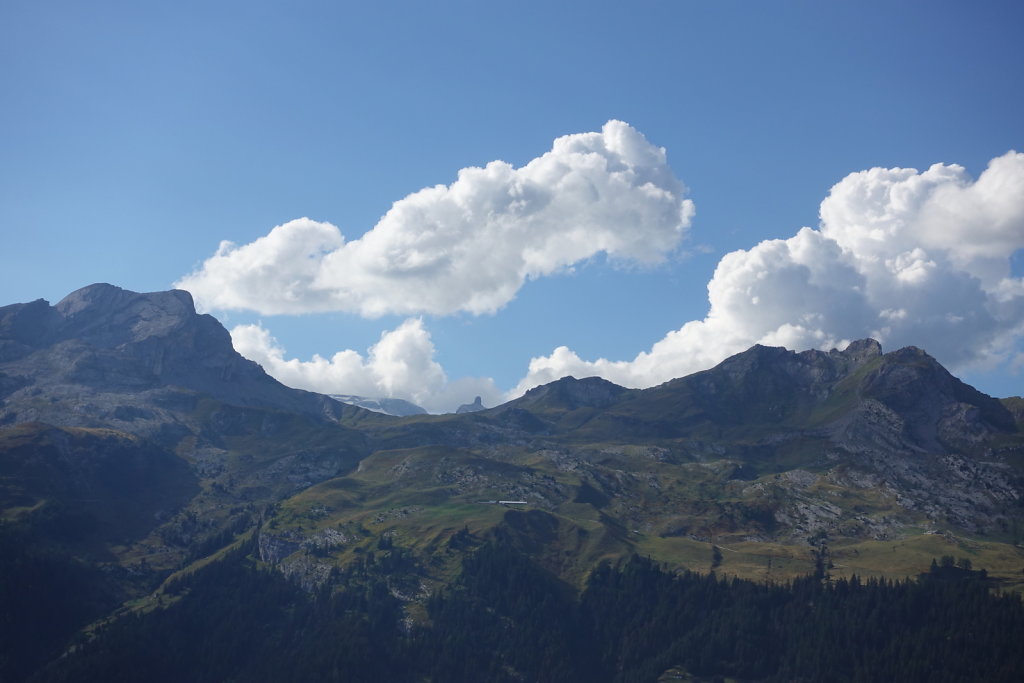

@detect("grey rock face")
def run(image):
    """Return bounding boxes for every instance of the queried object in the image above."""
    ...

[688,338,883,405]
[0,283,348,428]
[258,527,303,564]
[515,376,629,411]
[456,396,486,413]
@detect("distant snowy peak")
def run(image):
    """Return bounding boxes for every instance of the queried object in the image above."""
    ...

[329,394,427,417]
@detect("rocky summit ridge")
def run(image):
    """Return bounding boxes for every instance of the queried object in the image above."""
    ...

[0,283,348,430]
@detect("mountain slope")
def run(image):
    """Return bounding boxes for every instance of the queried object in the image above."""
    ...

[2,284,1024,681]
[253,338,1024,598]
[0,284,376,580]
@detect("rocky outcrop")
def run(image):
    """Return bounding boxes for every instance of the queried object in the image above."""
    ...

[456,396,486,414]
[509,376,630,413]
[258,527,304,564]
[675,338,884,417]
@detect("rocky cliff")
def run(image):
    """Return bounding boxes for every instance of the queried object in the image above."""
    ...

[0,283,350,431]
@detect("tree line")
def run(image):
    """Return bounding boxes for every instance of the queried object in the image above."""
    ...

[18,537,1024,682]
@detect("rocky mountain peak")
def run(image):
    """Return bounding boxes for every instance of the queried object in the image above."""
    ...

[853,344,1016,447]
[0,298,62,351]
[686,339,886,406]
[839,337,882,362]
[53,283,199,348]
[0,285,349,426]
[56,282,192,316]
[31,283,243,391]
[518,375,629,411]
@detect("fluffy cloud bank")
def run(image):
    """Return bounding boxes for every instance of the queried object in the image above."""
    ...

[177,121,694,317]
[512,151,1024,396]
[230,319,502,414]
[187,127,1023,411]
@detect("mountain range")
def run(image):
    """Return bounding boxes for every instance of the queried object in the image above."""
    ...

[2,284,1023,681]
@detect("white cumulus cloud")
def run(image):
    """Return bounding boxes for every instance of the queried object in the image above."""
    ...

[511,151,1024,397]
[231,319,502,414]
[177,120,695,317]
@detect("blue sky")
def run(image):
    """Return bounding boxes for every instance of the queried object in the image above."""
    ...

[2,1,1023,410]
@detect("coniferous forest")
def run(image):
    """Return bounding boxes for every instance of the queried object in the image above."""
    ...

[19,535,1024,683]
